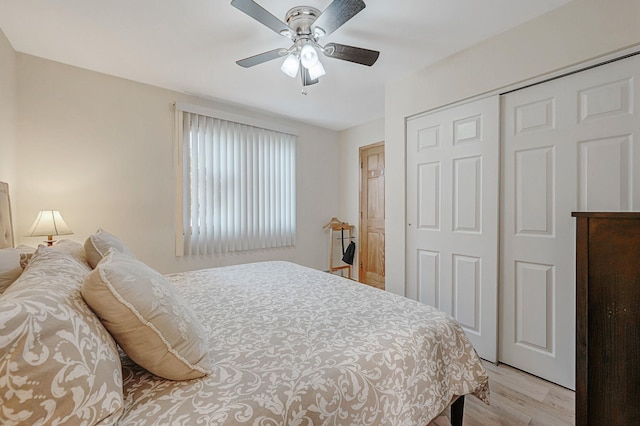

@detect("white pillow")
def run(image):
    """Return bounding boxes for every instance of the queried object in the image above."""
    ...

[81,250,212,380]
[0,248,22,294]
[84,229,134,268]
[51,239,90,268]
[0,246,35,294]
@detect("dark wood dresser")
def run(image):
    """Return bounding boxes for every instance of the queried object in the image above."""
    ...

[572,212,640,425]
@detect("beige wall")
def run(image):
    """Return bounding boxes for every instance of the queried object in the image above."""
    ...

[337,117,384,281]
[0,29,17,192]
[383,0,640,295]
[8,0,640,287]
[15,54,340,274]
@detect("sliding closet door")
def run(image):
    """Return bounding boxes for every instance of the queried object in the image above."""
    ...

[406,96,499,362]
[500,54,640,389]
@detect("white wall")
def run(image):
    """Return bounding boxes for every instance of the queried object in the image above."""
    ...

[15,54,340,274]
[0,29,17,193]
[337,118,384,281]
[383,0,640,295]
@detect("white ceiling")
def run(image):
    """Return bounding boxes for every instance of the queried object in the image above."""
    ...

[0,0,571,131]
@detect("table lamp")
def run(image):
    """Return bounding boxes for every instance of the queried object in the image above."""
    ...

[27,210,73,246]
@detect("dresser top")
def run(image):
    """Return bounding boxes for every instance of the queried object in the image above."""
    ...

[572,212,640,218]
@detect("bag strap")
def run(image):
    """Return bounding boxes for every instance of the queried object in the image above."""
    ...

[341,227,345,255]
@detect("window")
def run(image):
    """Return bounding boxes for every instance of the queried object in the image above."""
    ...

[175,104,296,256]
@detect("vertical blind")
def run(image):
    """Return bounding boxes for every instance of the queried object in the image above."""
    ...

[176,110,296,256]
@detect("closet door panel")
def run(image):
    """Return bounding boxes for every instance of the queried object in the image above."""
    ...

[417,162,440,229]
[502,79,578,390]
[407,96,499,362]
[500,53,640,389]
[453,254,481,333]
[578,135,632,210]
[417,250,439,307]
[515,146,554,236]
[453,156,482,233]
[515,261,554,354]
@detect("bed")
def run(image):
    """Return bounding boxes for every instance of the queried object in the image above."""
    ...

[0,182,489,426]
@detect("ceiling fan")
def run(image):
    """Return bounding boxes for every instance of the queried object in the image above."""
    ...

[231,0,380,88]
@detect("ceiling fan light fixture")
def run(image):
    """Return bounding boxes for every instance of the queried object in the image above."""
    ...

[313,27,326,39]
[308,61,326,80]
[281,53,300,78]
[280,53,300,78]
[300,43,319,69]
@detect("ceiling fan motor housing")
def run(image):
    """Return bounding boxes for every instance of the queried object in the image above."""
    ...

[285,7,322,39]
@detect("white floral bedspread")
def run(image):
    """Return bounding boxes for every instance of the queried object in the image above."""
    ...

[119,261,489,425]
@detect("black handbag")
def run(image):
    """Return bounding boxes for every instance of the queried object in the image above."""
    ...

[341,228,356,265]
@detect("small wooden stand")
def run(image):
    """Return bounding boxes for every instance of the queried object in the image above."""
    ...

[323,217,354,279]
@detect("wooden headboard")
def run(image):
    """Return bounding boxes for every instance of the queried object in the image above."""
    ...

[0,182,14,249]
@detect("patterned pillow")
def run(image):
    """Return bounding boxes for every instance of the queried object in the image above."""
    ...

[84,228,135,268]
[82,250,212,380]
[0,246,123,425]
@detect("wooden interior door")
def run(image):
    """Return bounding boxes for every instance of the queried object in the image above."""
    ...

[500,53,640,389]
[406,96,500,362]
[359,142,385,289]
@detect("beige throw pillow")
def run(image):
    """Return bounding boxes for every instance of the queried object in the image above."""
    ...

[84,228,135,269]
[82,250,212,380]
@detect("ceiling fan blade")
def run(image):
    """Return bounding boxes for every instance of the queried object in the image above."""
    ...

[231,0,291,37]
[236,48,286,68]
[323,43,379,66]
[313,0,366,37]
[301,68,319,86]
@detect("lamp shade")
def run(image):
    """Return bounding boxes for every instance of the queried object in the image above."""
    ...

[27,210,73,237]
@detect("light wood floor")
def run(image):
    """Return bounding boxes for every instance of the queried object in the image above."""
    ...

[429,361,575,426]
